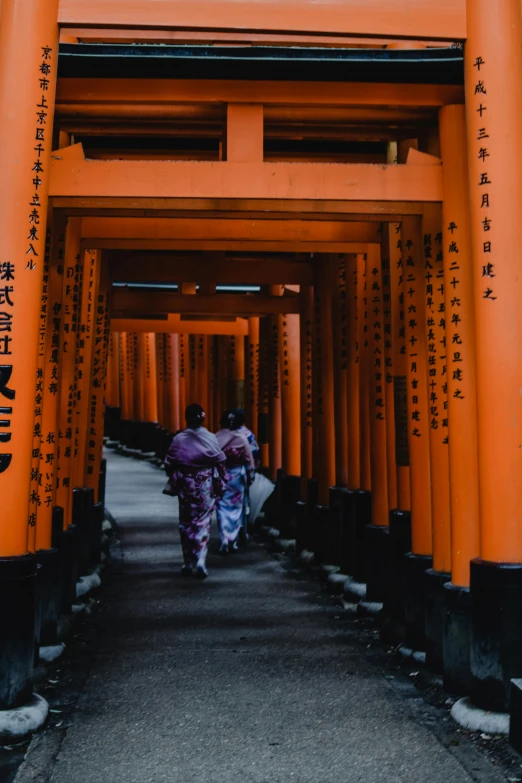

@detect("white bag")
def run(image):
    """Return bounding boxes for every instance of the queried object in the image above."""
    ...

[248,472,275,522]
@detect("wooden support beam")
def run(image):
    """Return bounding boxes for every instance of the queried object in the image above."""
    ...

[86,239,371,252]
[81,217,383,243]
[57,0,466,40]
[111,315,249,335]
[109,255,314,285]
[50,159,442,203]
[111,289,300,316]
[56,78,464,109]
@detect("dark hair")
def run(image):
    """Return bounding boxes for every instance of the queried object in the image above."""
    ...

[220,409,239,430]
[234,409,246,428]
[185,403,205,428]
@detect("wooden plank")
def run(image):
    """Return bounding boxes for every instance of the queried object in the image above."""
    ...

[50,159,442,202]
[112,289,300,315]
[57,0,466,41]
[85,239,371,252]
[111,314,249,335]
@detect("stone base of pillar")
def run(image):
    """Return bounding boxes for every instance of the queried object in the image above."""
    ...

[35,548,61,648]
[274,472,301,538]
[471,559,522,712]
[0,555,37,710]
[311,505,333,566]
[364,524,391,603]
[382,509,412,641]
[98,458,107,511]
[90,503,104,567]
[73,488,94,578]
[352,490,371,583]
[57,524,78,615]
[424,568,451,672]
[404,552,433,652]
[295,501,309,555]
[104,405,121,440]
[442,582,472,695]
[330,487,356,577]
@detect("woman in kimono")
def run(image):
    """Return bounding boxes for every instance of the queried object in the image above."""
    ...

[215,410,255,555]
[165,403,226,579]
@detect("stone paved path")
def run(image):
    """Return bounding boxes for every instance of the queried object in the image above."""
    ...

[34,451,504,783]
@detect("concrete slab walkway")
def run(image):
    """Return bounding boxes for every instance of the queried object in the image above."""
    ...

[36,451,504,782]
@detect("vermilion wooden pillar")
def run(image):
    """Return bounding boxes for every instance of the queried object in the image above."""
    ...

[36,221,66,550]
[421,204,452,671]
[246,317,260,436]
[299,285,314,500]
[55,219,83,524]
[0,0,59,568]
[196,335,209,413]
[358,254,371,494]
[165,333,180,434]
[332,255,349,487]
[438,103,480,694]
[402,215,433,650]
[380,227,398,510]
[258,320,270,469]
[107,332,121,410]
[178,334,187,426]
[119,333,133,423]
[155,334,166,429]
[314,258,336,505]
[72,250,101,492]
[465,0,522,711]
[268,289,282,481]
[142,333,158,424]
[367,244,388,525]
[346,254,362,491]
[279,311,301,477]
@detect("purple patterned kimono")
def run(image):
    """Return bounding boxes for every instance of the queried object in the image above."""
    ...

[165,427,226,569]
[215,429,255,548]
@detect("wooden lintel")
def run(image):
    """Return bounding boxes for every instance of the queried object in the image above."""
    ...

[109,256,315,285]
[85,239,371,252]
[111,315,249,336]
[49,160,442,203]
[111,289,300,315]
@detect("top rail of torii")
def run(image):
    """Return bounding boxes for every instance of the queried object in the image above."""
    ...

[54,0,466,42]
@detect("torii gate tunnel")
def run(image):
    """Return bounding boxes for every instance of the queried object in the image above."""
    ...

[1,0,522,744]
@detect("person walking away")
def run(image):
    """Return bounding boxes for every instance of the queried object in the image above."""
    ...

[216,410,255,555]
[165,403,226,579]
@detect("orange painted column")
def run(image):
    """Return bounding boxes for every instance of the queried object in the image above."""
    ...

[55,219,83,524]
[196,335,209,413]
[279,312,301,477]
[439,104,480,589]
[133,334,145,423]
[389,224,411,511]
[346,254,361,491]
[358,254,371,494]
[314,258,336,505]
[268,296,282,481]
[299,285,314,500]
[178,334,187,425]
[165,333,181,433]
[119,333,132,422]
[212,336,223,430]
[464,0,522,710]
[258,320,270,468]
[36,222,66,550]
[380,227,398,511]
[246,318,260,436]
[0,0,59,557]
[142,333,158,423]
[402,216,432,557]
[107,333,121,409]
[85,272,110,500]
[155,334,166,429]
[333,255,349,487]
[72,249,101,492]
[367,243,389,526]
[421,206,451,576]
[187,335,197,407]
[228,334,245,409]
[128,333,139,422]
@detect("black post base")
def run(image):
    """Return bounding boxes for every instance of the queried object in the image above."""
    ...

[442,582,472,695]
[104,405,121,440]
[72,487,94,577]
[59,524,78,614]
[330,488,355,577]
[312,505,341,566]
[404,552,433,651]
[384,510,412,622]
[470,559,522,712]
[90,502,104,567]
[0,555,37,709]
[510,680,522,755]
[277,474,301,539]
[35,548,61,647]
[365,524,391,603]
[352,491,371,583]
[295,501,309,555]
[424,568,451,672]
[98,458,107,512]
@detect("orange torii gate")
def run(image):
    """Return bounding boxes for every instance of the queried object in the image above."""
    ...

[2,0,522,751]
